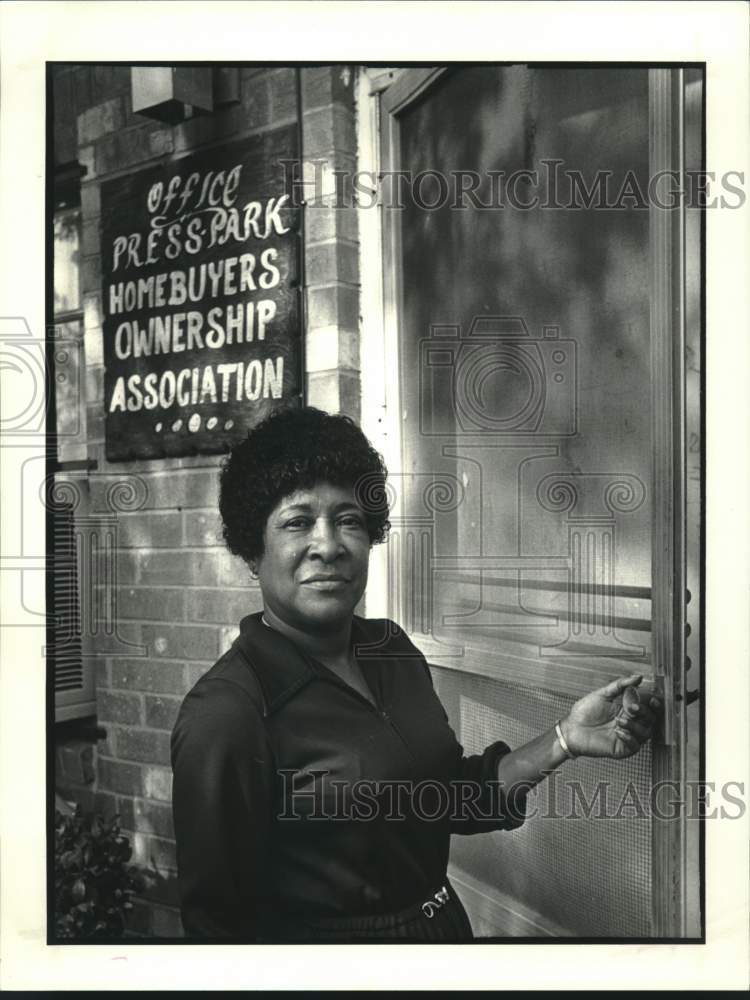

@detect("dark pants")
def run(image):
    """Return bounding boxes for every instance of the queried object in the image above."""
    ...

[258,880,474,942]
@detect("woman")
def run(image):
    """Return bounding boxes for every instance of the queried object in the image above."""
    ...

[170,406,661,942]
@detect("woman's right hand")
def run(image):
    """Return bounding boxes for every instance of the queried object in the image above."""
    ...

[560,674,663,760]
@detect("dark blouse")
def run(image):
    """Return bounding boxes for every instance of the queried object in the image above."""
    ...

[170,613,526,939]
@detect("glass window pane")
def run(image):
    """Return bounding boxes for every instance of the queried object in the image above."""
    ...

[53,318,87,462]
[397,67,654,689]
[54,208,81,316]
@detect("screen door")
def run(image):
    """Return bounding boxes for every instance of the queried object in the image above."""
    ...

[376,64,701,937]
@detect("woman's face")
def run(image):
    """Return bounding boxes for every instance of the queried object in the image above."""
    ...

[255,480,371,632]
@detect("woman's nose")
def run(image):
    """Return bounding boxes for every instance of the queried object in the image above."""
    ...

[309,518,344,559]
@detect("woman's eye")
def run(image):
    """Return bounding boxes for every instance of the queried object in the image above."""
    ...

[284,517,311,529]
[339,515,365,529]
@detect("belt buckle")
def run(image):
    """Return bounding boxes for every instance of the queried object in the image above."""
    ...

[422,885,450,918]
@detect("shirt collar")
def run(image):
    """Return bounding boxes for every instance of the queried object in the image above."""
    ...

[235,612,374,716]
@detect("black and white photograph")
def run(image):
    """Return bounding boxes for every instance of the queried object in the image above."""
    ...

[1,1,748,991]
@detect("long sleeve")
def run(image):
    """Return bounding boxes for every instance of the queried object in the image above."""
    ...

[170,677,275,939]
[407,638,528,835]
[445,731,528,834]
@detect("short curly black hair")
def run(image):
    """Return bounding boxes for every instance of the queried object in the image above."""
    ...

[219,406,391,564]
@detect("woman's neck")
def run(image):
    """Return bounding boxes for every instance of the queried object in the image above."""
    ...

[262,607,353,666]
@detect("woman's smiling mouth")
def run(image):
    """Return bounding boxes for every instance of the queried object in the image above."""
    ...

[301,575,350,589]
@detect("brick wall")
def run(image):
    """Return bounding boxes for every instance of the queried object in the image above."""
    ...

[53,64,361,937]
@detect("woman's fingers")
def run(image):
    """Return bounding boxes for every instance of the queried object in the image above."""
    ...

[614,685,659,739]
[619,702,655,726]
[614,726,640,753]
[616,692,662,741]
[600,674,644,701]
[616,688,645,719]
[616,686,663,734]
[616,716,654,743]
[617,696,655,722]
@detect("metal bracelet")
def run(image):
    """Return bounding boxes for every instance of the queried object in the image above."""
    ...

[555,719,577,759]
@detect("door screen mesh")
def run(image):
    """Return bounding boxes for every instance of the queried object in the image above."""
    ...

[433,665,652,936]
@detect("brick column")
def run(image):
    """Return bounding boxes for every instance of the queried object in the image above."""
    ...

[300,67,361,420]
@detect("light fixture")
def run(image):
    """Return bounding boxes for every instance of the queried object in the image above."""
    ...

[131,67,214,124]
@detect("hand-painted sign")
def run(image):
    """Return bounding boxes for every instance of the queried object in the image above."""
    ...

[101,126,301,460]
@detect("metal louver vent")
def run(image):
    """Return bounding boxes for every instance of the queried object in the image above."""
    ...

[52,503,83,692]
[52,499,95,721]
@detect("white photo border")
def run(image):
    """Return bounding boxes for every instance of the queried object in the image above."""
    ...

[1,0,748,990]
